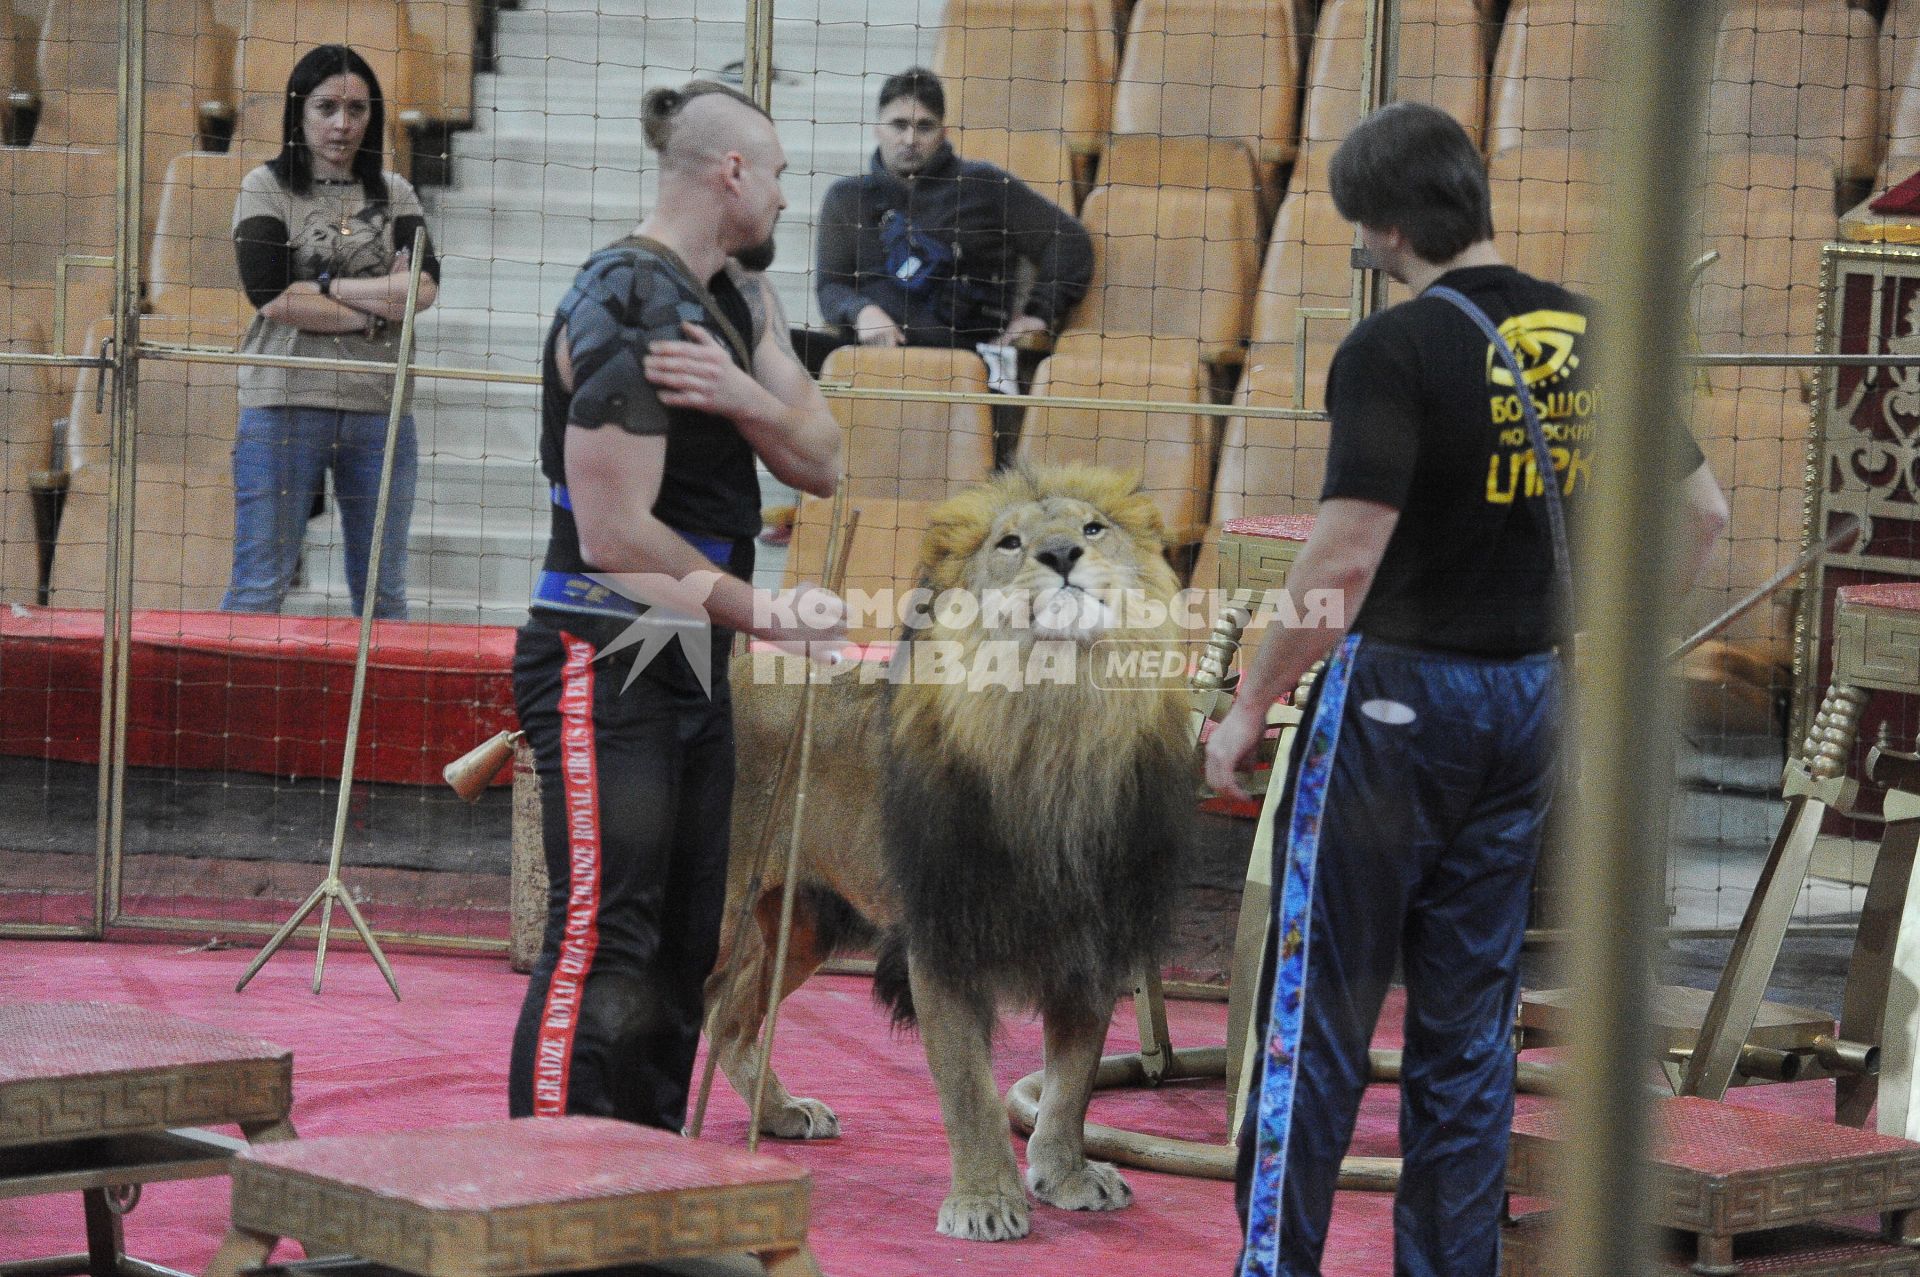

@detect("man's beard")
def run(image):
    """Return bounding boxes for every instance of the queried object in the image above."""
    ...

[734,236,776,272]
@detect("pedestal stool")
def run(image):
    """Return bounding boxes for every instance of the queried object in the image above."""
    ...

[203,1117,820,1277]
[0,1001,294,1277]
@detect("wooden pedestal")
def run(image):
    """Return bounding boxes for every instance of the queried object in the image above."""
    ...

[0,1002,294,1277]
[203,1117,821,1277]
[1509,1096,1920,1275]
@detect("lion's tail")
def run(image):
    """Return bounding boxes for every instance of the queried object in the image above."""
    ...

[871,926,916,1029]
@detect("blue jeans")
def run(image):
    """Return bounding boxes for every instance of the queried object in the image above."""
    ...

[222,405,417,619]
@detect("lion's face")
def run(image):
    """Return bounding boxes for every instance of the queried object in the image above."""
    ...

[966,496,1146,642]
[916,465,1180,648]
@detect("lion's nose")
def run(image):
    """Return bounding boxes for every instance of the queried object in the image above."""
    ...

[1035,539,1083,581]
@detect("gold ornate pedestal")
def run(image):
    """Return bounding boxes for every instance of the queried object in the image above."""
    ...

[1507,1096,1920,1276]
[203,1117,820,1277]
[0,1002,294,1277]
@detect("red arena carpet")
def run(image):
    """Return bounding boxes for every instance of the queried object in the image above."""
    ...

[0,939,1843,1275]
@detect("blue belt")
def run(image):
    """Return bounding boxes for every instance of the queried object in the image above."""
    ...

[538,486,734,619]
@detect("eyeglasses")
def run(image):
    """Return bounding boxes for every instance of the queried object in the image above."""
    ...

[879,119,942,137]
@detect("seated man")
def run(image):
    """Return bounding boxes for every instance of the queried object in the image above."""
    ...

[809,66,1094,369]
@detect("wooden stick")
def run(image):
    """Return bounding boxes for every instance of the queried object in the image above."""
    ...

[237,226,426,999]
[1668,516,1861,664]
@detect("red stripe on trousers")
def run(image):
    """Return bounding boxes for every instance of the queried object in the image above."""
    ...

[531,634,602,1117]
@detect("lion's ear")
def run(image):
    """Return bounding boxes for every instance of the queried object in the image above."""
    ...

[918,487,998,589]
[1091,474,1168,556]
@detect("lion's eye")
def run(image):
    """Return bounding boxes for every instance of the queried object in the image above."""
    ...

[1084,521,1106,538]
[997,533,1023,552]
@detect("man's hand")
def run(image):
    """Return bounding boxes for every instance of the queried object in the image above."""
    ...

[854,304,906,347]
[1203,702,1268,803]
[645,321,766,418]
[993,313,1047,347]
[759,580,850,664]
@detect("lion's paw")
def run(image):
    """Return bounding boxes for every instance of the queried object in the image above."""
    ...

[757,1096,840,1140]
[1026,1158,1133,1212]
[936,1191,1031,1241]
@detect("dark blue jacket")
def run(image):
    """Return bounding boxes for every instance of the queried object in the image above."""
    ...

[815,142,1093,347]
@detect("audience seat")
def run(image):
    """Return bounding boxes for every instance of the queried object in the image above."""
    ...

[148,149,266,341]
[820,345,996,502]
[1487,144,1604,295]
[1693,150,1839,375]
[400,0,475,128]
[1054,181,1262,370]
[943,126,1077,210]
[1709,0,1881,194]
[0,299,54,606]
[1018,350,1215,552]
[932,0,1116,187]
[48,312,240,612]
[1688,381,1808,667]
[0,3,20,144]
[1296,0,1488,164]
[31,0,235,265]
[1242,147,1357,414]
[1108,0,1302,191]
[0,146,117,361]
[1191,356,1330,592]
[1486,0,1613,157]
[1875,0,1920,189]
[1097,134,1263,204]
[782,495,936,645]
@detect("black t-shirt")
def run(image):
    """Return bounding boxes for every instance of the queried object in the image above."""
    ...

[1322,263,1703,657]
[537,238,763,580]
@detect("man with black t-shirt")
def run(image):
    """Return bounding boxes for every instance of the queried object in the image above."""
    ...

[508,80,846,1133]
[1204,103,1727,1276]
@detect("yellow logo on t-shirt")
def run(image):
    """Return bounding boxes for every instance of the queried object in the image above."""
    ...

[1485,309,1588,390]
[1483,309,1595,505]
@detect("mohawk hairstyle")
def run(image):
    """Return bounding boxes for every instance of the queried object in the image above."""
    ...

[640,79,772,154]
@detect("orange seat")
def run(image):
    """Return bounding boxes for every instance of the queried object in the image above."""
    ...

[0,4,17,140]
[1194,356,1331,593]
[49,312,241,612]
[1109,0,1302,185]
[932,0,1115,162]
[1884,0,1920,172]
[148,150,266,341]
[820,345,996,502]
[782,495,938,645]
[400,0,474,127]
[1296,0,1488,160]
[0,146,117,364]
[1018,351,1214,550]
[1693,151,1838,374]
[943,127,1077,210]
[1709,0,1880,191]
[1097,134,1263,202]
[1243,150,1357,414]
[1486,0,1613,157]
[1055,182,1261,369]
[0,291,56,605]
[1686,380,1808,666]
[1487,145,1604,296]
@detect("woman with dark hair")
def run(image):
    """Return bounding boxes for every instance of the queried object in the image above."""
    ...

[224,43,439,619]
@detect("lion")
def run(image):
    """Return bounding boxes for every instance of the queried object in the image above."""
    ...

[704,464,1194,1242]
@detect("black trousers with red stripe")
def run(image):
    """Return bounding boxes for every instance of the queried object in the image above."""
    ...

[507,615,735,1132]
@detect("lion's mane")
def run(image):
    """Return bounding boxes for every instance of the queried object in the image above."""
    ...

[874,465,1194,1030]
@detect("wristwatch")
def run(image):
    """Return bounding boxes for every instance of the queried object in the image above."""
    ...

[316,272,333,297]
